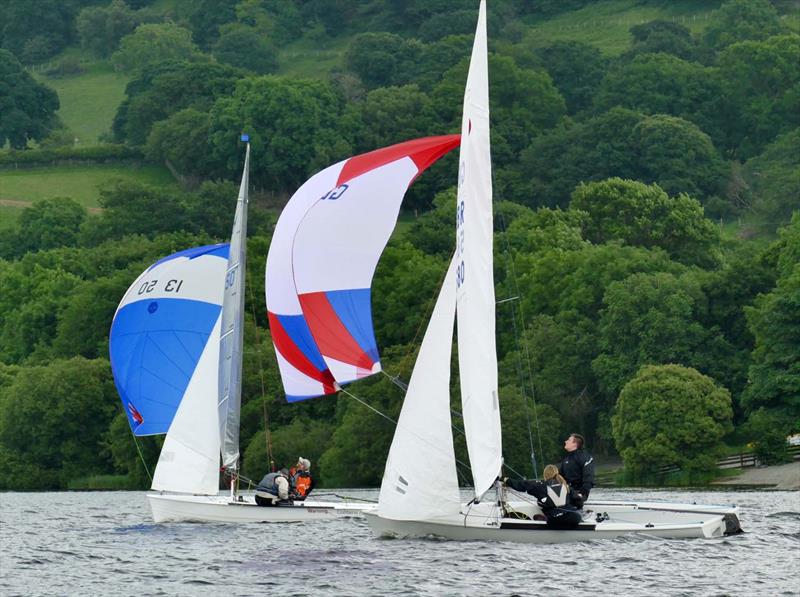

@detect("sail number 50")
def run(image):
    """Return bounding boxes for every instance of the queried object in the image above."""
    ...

[456,260,465,288]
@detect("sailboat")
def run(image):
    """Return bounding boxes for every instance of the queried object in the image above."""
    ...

[363,0,742,542]
[110,139,375,523]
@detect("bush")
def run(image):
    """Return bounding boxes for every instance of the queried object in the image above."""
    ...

[0,144,143,167]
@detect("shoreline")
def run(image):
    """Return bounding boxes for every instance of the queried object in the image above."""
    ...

[711,461,800,491]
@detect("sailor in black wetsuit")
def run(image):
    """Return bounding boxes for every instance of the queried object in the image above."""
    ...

[558,433,595,508]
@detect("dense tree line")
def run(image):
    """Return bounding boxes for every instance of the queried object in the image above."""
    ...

[0,0,798,488]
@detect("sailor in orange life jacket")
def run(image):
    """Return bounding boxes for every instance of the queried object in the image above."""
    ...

[289,457,315,500]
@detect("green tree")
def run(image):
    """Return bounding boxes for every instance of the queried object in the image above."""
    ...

[212,25,278,74]
[592,272,734,402]
[702,0,786,52]
[112,24,203,73]
[1,0,75,63]
[144,108,214,176]
[0,263,81,364]
[104,412,161,487]
[742,234,800,415]
[626,20,697,61]
[0,357,118,489]
[242,419,334,486]
[717,35,800,159]
[499,386,562,478]
[0,49,60,148]
[113,60,243,145]
[612,364,733,475]
[347,84,443,153]
[319,376,401,487]
[742,128,800,227]
[207,75,346,192]
[519,108,643,208]
[9,198,86,257]
[534,41,607,114]
[742,408,794,465]
[630,114,725,201]
[345,32,424,89]
[570,178,721,268]
[187,0,238,49]
[76,0,139,58]
[594,53,725,148]
[433,54,565,167]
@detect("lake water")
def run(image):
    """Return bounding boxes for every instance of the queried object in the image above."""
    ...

[1,488,798,596]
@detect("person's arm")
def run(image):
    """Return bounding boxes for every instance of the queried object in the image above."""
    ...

[276,476,289,500]
[580,454,595,497]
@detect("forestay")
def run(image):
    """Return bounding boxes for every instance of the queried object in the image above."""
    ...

[455,0,502,499]
[378,257,461,521]
[218,143,250,471]
[267,135,460,401]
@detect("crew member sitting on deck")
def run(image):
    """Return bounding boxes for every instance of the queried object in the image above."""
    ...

[505,464,583,528]
[255,468,290,506]
[289,457,315,501]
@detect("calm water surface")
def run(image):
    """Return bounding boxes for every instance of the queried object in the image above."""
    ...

[1,488,798,596]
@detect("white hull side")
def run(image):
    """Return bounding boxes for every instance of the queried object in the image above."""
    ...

[147,493,375,523]
[365,499,738,544]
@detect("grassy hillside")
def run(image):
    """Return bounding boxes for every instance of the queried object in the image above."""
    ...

[521,1,719,55]
[34,61,129,144]
[0,164,176,208]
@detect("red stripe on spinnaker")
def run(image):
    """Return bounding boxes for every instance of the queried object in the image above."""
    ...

[267,311,337,394]
[298,292,374,371]
[336,134,460,187]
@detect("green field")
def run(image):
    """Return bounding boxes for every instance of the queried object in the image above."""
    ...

[34,62,129,144]
[0,164,177,208]
[522,1,720,55]
[278,37,350,79]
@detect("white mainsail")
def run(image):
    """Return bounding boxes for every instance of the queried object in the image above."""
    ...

[455,0,502,499]
[218,142,250,471]
[377,257,461,521]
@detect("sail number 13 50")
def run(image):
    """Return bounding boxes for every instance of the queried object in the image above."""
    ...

[137,279,184,294]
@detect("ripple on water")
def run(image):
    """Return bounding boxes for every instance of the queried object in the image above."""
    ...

[1,489,799,597]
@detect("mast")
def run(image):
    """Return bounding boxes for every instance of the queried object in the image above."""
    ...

[219,136,250,487]
[455,0,503,501]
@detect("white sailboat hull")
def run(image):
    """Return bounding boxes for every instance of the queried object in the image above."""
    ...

[147,493,376,523]
[365,499,741,544]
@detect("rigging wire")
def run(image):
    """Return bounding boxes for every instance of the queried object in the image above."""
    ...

[339,386,473,486]
[132,433,153,483]
[246,271,275,470]
[497,208,545,479]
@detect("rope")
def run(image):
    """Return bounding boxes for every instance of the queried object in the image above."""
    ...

[132,434,153,483]
[339,387,473,491]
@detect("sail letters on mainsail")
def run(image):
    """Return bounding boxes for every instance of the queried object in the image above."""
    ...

[454,0,502,500]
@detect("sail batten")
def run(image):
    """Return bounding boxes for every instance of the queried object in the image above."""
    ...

[456,0,502,499]
[218,143,250,471]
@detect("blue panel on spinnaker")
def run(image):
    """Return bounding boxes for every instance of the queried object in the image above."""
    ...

[110,298,221,435]
[148,243,229,271]
[325,288,379,363]
[277,314,330,373]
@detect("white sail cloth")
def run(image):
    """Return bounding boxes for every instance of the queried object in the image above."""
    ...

[455,0,502,499]
[152,317,222,495]
[378,257,461,520]
[218,144,250,470]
